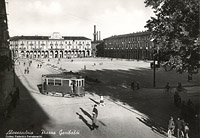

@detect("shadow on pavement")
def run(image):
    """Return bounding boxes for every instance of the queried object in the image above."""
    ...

[98,120,107,127]
[78,68,200,138]
[0,73,52,138]
[89,97,99,105]
[79,107,107,127]
[76,112,92,130]
[136,117,167,137]
[80,107,92,120]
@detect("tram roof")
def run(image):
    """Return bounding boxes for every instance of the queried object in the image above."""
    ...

[42,73,83,79]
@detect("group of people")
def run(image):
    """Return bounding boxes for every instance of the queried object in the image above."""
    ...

[24,67,29,74]
[165,82,186,93]
[131,81,140,91]
[37,63,42,68]
[168,117,189,138]
[180,99,199,125]
[4,87,20,118]
[23,60,33,74]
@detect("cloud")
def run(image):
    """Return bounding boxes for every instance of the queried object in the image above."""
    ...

[26,1,62,15]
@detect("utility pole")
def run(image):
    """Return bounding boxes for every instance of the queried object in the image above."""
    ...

[153,44,156,88]
[151,39,156,88]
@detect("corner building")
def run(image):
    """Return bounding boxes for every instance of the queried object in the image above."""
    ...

[102,31,153,60]
[10,32,92,59]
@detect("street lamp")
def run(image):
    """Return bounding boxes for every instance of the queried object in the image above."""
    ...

[150,39,156,88]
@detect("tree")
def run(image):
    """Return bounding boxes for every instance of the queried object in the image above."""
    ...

[0,55,11,72]
[144,0,200,74]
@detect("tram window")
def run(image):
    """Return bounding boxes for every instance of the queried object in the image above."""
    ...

[82,80,84,86]
[79,81,81,86]
[63,80,69,86]
[55,79,62,86]
[48,79,54,85]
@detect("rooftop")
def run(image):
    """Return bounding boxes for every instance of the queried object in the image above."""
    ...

[10,36,91,41]
[104,31,151,40]
[42,72,83,79]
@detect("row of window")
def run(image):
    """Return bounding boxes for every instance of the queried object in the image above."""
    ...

[45,78,84,87]
[11,40,90,45]
[106,35,150,44]
[105,43,152,49]
[10,43,91,47]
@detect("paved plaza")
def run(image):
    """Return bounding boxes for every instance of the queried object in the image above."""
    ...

[0,58,199,138]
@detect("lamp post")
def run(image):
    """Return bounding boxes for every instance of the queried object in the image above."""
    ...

[151,39,156,88]
[153,47,156,88]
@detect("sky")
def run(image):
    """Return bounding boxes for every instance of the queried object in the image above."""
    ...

[6,0,154,40]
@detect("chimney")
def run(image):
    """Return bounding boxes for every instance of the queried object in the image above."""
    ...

[97,31,99,41]
[99,31,101,40]
[93,25,97,41]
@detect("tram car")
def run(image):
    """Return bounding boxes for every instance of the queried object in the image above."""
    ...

[41,72,85,97]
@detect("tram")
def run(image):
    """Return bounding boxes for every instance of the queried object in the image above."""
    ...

[41,72,85,97]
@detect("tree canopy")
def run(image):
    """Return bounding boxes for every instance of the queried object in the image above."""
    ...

[0,55,11,72]
[144,0,200,73]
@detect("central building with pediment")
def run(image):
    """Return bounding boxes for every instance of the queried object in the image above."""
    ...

[9,32,92,59]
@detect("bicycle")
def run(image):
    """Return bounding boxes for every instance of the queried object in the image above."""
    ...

[167,128,174,138]
[179,130,184,138]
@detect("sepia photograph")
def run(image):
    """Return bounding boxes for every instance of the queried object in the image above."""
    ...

[0,0,200,138]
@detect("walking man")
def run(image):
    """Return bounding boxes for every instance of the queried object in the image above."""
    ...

[168,117,175,138]
[176,117,182,138]
[91,104,98,130]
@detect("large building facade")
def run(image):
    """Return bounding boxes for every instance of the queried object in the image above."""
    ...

[10,32,92,59]
[97,31,154,60]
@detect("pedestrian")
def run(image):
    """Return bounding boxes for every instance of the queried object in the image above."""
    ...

[165,82,171,92]
[136,81,140,89]
[131,81,135,91]
[91,104,99,130]
[184,123,189,138]
[168,117,175,135]
[100,96,105,106]
[24,69,27,74]
[70,81,75,96]
[174,92,179,106]
[27,67,29,74]
[176,82,184,92]
[176,117,182,138]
